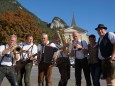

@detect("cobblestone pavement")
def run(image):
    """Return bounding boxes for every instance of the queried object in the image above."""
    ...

[1,66,106,86]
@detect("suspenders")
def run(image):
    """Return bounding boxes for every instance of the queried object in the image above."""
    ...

[27,44,34,58]
[56,45,63,58]
[73,40,85,58]
[0,45,13,66]
[21,44,34,60]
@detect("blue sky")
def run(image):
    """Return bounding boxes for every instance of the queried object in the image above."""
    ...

[17,0,115,40]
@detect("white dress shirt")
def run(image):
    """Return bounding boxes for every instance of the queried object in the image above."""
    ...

[69,40,88,59]
[20,43,38,60]
[0,44,20,66]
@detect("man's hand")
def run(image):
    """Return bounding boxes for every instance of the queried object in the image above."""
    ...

[30,56,36,61]
[76,44,82,49]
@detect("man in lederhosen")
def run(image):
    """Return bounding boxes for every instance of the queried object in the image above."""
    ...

[16,34,38,86]
[38,33,58,86]
[95,24,115,86]
[55,39,70,86]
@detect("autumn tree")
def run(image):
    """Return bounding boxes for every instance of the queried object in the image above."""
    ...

[0,10,42,44]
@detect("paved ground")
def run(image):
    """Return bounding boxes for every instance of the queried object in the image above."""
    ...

[1,66,106,86]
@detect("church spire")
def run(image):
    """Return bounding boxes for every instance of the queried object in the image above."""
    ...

[71,15,76,28]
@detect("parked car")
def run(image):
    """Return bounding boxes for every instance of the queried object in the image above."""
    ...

[69,57,75,68]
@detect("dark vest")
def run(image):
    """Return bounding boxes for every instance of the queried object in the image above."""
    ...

[98,32,113,58]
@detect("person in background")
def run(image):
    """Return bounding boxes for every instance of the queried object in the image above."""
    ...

[69,31,91,86]
[95,24,115,86]
[37,33,58,86]
[17,34,38,86]
[88,34,102,86]
[0,35,20,86]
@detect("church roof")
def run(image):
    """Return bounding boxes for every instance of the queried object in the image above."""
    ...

[72,26,87,32]
[71,15,76,27]
[71,15,87,33]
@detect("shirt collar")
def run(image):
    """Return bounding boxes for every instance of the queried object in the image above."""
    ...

[25,43,33,45]
[46,41,49,45]
[77,39,82,42]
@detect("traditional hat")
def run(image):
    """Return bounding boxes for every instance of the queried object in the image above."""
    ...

[95,24,107,30]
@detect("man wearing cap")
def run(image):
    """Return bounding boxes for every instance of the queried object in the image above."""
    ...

[95,24,115,86]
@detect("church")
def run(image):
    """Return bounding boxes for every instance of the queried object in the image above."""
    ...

[63,16,89,43]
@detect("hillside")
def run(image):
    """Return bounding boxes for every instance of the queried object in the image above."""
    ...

[0,0,56,43]
[50,17,68,29]
[0,0,48,28]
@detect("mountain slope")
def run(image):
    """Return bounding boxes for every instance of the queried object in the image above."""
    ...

[0,0,48,27]
[50,17,68,29]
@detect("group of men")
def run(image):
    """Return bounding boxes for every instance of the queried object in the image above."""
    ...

[0,34,38,86]
[0,23,115,86]
[0,33,70,86]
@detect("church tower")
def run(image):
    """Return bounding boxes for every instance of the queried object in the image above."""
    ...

[64,15,89,43]
[71,15,76,28]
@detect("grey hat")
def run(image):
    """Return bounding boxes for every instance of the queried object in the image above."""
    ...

[95,24,107,30]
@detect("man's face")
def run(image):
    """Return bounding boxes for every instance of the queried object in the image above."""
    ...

[8,37,17,46]
[72,32,79,40]
[26,36,33,44]
[41,35,48,45]
[97,28,106,37]
[89,37,96,43]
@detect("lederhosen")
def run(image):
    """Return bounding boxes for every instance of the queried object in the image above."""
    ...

[38,42,58,85]
[56,45,70,86]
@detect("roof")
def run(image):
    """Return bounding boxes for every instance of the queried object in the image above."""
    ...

[71,15,87,33]
[72,26,87,32]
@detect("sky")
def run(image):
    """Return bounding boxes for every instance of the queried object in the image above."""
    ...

[17,0,115,40]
